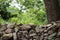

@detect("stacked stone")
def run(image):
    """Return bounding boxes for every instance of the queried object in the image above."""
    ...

[0,22,60,40]
[17,22,59,40]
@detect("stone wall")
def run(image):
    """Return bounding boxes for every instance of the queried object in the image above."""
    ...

[0,22,60,40]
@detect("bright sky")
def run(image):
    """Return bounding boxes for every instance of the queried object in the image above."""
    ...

[9,0,21,10]
[9,0,26,13]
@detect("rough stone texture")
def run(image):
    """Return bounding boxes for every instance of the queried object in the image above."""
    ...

[0,22,60,40]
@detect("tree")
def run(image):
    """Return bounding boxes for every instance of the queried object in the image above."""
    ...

[44,0,60,23]
[0,0,47,25]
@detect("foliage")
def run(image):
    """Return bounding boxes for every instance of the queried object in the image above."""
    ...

[0,0,47,25]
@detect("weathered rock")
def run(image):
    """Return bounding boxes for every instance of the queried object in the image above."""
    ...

[46,24,52,27]
[39,27,44,33]
[0,32,3,37]
[5,29,14,34]
[44,30,48,33]
[2,33,13,40]
[48,30,54,35]
[57,32,60,35]
[29,33,36,37]
[13,33,17,40]
[35,26,40,32]
[48,33,57,38]
[19,24,31,30]
[0,25,7,32]
[44,33,48,36]
[7,23,15,29]
[3,33,13,37]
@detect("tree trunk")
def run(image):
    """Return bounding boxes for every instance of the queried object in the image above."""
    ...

[44,0,60,23]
